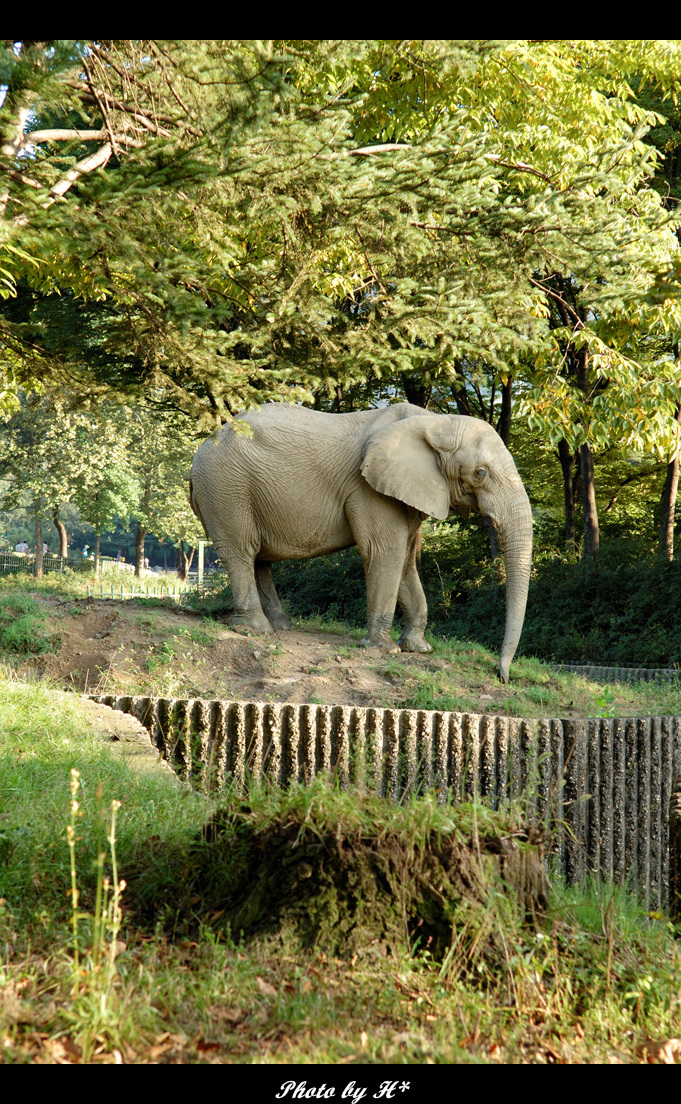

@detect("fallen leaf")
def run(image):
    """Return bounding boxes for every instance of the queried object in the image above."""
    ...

[637,1038,681,1064]
[197,1039,221,1052]
[148,1042,173,1060]
[360,1031,368,1049]
[208,1006,243,1024]
[541,1039,565,1062]
[256,976,278,999]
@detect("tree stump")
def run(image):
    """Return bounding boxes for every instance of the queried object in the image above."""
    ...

[196,808,549,966]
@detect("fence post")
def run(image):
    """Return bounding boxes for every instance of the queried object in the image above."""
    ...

[669,786,681,923]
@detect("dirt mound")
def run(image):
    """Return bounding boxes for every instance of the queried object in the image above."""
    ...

[189,807,548,962]
[15,594,463,709]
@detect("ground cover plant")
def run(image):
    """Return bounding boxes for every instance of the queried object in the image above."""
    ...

[0,678,680,1064]
[0,592,58,657]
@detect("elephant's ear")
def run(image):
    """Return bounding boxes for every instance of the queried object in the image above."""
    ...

[361,416,450,519]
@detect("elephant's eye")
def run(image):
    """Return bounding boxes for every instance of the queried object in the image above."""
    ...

[475,467,487,480]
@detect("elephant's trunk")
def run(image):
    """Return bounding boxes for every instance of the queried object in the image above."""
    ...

[493,484,533,683]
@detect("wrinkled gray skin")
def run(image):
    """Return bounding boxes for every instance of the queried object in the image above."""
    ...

[190,403,532,682]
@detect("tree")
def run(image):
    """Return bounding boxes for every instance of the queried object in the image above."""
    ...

[72,455,140,577]
[3,39,681,572]
[121,405,203,578]
[0,392,94,573]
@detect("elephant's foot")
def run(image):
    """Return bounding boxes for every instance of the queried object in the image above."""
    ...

[231,610,274,635]
[398,630,432,654]
[266,611,293,631]
[359,633,400,655]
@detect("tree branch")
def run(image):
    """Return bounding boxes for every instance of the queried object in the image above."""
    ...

[46,143,112,203]
[82,54,122,161]
[529,276,583,326]
[603,465,665,512]
[24,129,107,144]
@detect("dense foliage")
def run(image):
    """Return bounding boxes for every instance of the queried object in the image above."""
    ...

[0,40,680,636]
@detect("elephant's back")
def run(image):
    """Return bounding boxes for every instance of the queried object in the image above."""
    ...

[190,401,430,483]
[227,401,428,445]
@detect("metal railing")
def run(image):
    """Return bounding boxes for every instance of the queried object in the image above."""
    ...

[86,580,195,601]
[0,551,89,574]
[553,662,681,684]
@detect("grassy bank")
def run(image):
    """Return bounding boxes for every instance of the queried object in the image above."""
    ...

[0,572,680,720]
[1,677,681,1064]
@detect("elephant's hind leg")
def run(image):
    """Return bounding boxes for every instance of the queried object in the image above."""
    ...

[255,561,293,631]
[396,532,432,653]
[224,555,274,634]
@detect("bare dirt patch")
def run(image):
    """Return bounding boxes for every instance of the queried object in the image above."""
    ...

[14,594,454,708]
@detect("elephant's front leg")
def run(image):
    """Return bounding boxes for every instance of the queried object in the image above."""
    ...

[348,499,406,654]
[396,531,432,653]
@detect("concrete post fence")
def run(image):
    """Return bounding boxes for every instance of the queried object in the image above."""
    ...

[89,694,681,913]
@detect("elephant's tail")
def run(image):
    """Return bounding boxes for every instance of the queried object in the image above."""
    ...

[189,478,209,538]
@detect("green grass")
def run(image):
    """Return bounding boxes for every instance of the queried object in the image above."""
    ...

[363,631,681,720]
[0,676,681,1063]
[0,593,59,656]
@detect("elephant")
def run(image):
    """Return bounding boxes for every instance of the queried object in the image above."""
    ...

[189,402,532,682]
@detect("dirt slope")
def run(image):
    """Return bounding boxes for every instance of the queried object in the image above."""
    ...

[16,594,468,710]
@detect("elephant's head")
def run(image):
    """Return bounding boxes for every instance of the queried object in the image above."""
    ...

[361,413,532,682]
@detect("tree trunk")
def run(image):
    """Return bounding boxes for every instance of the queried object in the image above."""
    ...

[557,438,577,551]
[135,524,146,579]
[580,443,600,557]
[451,382,473,418]
[576,339,599,558]
[34,509,44,579]
[52,505,68,558]
[496,375,513,447]
[93,531,101,577]
[659,403,681,560]
[403,377,431,409]
[176,541,195,582]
